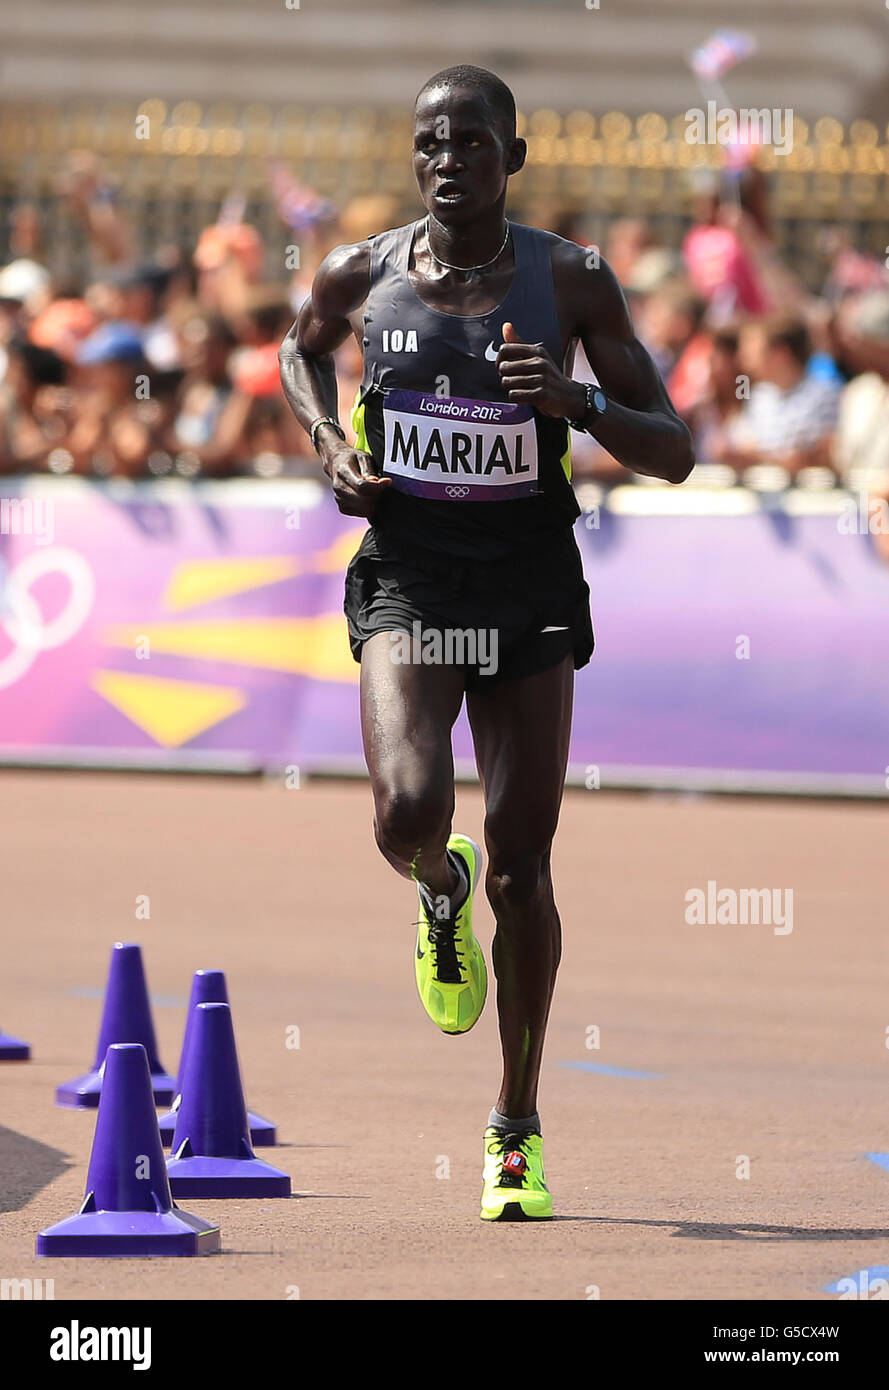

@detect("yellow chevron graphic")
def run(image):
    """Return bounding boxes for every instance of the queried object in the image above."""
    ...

[311,529,367,574]
[164,529,366,610]
[165,556,300,611]
[103,613,358,683]
[91,671,247,747]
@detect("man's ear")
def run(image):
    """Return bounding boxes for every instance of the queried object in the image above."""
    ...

[506,138,527,177]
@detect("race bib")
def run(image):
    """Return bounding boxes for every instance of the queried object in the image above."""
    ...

[382,389,539,500]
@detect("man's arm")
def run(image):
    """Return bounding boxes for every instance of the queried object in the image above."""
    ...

[497,244,695,485]
[278,241,392,517]
[715,436,835,476]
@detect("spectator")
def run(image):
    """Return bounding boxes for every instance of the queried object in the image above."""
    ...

[819,227,888,306]
[61,323,162,476]
[683,327,746,464]
[605,217,654,288]
[0,337,69,472]
[682,176,769,322]
[193,222,264,319]
[172,310,238,452]
[56,150,134,265]
[833,291,889,483]
[0,259,54,353]
[715,315,840,474]
[229,288,309,469]
[29,297,97,363]
[637,281,707,381]
[624,247,685,300]
[106,262,181,372]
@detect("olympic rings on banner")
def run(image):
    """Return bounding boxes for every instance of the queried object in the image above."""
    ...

[0,549,95,689]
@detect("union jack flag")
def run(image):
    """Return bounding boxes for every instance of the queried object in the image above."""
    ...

[690,30,757,80]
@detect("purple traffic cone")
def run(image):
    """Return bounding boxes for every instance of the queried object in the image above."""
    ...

[158,970,276,1147]
[37,1043,220,1256]
[0,1028,30,1060]
[166,1003,290,1198]
[56,943,176,1108]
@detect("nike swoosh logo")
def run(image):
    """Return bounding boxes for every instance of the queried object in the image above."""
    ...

[540,625,570,633]
[484,340,499,362]
[416,940,425,960]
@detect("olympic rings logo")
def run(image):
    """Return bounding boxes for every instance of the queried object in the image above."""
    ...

[0,548,95,690]
[445,485,471,498]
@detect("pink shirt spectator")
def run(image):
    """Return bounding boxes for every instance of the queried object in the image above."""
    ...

[683,224,768,318]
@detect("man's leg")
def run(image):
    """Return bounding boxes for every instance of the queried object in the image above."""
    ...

[359,630,466,899]
[465,654,574,1119]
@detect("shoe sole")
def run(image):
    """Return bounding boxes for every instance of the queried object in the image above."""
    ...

[481,1200,553,1222]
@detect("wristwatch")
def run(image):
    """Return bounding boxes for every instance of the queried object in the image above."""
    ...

[565,384,607,432]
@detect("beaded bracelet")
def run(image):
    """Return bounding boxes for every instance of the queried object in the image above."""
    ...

[309,417,346,452]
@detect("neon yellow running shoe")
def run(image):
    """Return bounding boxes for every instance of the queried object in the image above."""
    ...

[480,1127,553,1221]
[413,833,486,1035]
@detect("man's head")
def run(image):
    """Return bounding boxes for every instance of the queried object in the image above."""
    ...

[413,66,525,225]
[177,310,237,379]
[837,290,889,381]
[641,282,705,356]
[5,336,66,402]
[108,263,171,325]
[709,326,741,395]
[75,321,147,403]
[741,315,810,387]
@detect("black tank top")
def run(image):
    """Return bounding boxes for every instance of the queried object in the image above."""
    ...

[351,219,580,562]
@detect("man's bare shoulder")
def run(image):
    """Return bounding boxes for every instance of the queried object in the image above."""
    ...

[539,230,621,293]
[312,239,373,318]
[532,228,629,334]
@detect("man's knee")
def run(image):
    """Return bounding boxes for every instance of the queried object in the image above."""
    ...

[373,781,453,858]
[485,845,553,920]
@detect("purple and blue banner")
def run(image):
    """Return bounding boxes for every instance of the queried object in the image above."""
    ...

[0,477,886,794]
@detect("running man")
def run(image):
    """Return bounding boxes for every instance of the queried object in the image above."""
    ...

[279,65,693,1220]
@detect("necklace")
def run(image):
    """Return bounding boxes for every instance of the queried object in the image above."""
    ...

[425,217,510,275]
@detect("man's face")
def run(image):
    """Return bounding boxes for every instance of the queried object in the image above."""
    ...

[643,294,693,354]
[710,341,739,394]
[120,284,155,325]
[412,85,522,225]
[740,325,767,381]
[89,361,137,405]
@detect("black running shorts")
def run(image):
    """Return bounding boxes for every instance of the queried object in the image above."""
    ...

[343,524,594,692]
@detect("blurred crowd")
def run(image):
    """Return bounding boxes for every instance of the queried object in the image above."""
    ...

[565,169,889,492]
[0,153,369,480]
[2,155,889,495]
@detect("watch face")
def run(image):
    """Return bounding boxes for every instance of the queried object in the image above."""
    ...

[592,389,607,414]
